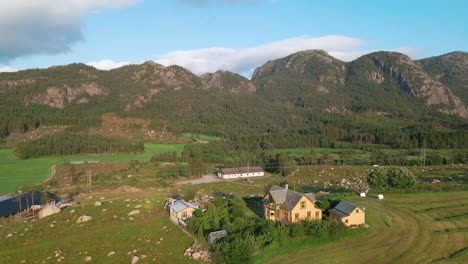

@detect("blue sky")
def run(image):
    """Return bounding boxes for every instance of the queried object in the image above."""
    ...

[0,0,467,76]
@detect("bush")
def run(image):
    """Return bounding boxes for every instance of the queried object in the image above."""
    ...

[367,166,416,190]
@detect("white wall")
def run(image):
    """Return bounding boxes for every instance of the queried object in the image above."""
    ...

[220,172,264,179]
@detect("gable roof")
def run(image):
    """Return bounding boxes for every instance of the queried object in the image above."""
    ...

[330,200,358,218]
[219,166,263,175]
[267,186,316,211]
[169,200,199,213]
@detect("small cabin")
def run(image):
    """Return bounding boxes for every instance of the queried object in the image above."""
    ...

[167,199,199,223]
[329,200,365,227]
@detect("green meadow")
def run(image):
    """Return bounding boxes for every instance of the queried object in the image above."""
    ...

[0,143,185,195]
[182,133,221,141]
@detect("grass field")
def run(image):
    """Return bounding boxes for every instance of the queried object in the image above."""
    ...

[257,191,468,264]
[0,144,185,195]
[0,192,201,264]
[182,133,221,142]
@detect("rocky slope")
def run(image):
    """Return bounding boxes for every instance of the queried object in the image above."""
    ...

[0,50,466,118]
[253,50,468,118]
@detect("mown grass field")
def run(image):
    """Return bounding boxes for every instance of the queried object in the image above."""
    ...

[0,192,201,264]
[0,144,185,195]
[182,133,221,141]
[258,191,468,264]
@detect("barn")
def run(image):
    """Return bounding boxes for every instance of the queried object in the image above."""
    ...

[218,166,264,179]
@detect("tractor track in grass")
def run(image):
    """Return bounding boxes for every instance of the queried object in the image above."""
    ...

[264,192,468,264]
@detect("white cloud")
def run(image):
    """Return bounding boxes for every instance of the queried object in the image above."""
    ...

[84,35,422,77]
[86,59,142,70]
[0,66,17,73]
[153,35,422,76]
[0,0,141,62]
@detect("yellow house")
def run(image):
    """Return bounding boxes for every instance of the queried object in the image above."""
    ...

[263,185,322,224]
[168,200,198,223]
[329,200,365,227]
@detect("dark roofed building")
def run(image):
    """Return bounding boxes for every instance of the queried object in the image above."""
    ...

[218,166,264,179]
[263,185,321,224]
[329,200,366,227]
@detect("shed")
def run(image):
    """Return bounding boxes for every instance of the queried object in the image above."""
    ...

[208,230,228,245]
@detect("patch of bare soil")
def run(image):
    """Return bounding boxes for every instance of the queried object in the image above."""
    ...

[89,113,189,143]
[113,185,142,193]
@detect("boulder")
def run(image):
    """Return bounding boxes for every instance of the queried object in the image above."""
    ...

[108,251,115,257]
[95,201,102,206]
[128,210,140,216]
[38,206,61,219]
[77,215,93,223]
[192,252,201,259]
[131,255,139,264]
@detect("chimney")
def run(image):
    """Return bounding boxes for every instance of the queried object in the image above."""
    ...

[284,184,288,190]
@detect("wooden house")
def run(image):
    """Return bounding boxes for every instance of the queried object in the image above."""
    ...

[263,185,322,224]
[329,200,365,227]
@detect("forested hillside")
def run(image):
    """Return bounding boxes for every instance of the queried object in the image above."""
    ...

[0,50,467,155]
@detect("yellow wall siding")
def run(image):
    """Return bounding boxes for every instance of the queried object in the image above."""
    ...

[331,208,366,227]
[341,208,365,226]
[290,196,322,223]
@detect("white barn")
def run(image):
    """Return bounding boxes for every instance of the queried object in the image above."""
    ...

[218,166,264,179]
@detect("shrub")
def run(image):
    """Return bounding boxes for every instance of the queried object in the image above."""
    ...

[367,166,416,190]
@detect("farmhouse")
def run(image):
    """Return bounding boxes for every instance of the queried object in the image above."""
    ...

[329,200,365,227]
[218,166,264,179]
[263,185,322,224]
[167,199,199,223]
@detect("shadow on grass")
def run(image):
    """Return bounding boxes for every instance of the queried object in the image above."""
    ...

[243,197,264,218]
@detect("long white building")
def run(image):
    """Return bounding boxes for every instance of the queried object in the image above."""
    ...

[218,166,264,179]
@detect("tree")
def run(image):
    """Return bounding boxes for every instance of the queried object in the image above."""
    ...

[367,167,416,190]
[278,153,297,176]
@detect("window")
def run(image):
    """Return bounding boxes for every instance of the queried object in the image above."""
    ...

[345,219,349,224]
[270,210,275,216]
[295,213,299,220]
[307,211,311,218]
[300,201,306,209]
[356,209,359,213]
[315,211,320,218]
[181,212,187,220]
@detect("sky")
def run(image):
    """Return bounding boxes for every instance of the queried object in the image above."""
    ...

[0,0,467,77]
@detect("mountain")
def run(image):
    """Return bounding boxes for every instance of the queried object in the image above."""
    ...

[253,50,468,118]
[417,51,468,106]
[0,50,467,149]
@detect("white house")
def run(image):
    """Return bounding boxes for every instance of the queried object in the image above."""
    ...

[218,166,264,179]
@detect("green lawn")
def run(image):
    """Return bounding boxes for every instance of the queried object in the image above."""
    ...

[0,143,185,195]
[0,193,200,264]
[258,191,468,264]
[182,133,221,142]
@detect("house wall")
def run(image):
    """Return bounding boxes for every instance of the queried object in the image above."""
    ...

[264,195,321,224]
[219,172,264,179]
[342,208,365,226]
[170,207,196,221]
[290,196,322,223]
[331,208,365,227]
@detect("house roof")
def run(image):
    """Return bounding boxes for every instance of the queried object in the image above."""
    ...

[169,200,199,213]
[219,166,263,175]
[330,200,358,218]
[267,186,316,211]
[329,208,348,218]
